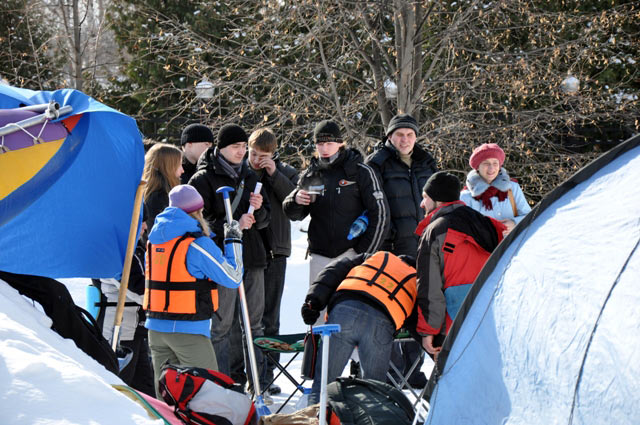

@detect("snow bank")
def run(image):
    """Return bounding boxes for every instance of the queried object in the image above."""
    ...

[0,281,160,425]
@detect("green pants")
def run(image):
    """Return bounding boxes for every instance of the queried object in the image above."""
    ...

[148,330,218,398]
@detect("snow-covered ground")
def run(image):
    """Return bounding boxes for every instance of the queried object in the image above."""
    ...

[0,218,432,423]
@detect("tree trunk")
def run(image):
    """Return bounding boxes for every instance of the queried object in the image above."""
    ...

[73,0,83,90]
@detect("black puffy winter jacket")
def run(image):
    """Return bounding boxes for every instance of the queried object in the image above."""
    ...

[188,148,270,268]
[283,148,389,258]
[366,141,437,257]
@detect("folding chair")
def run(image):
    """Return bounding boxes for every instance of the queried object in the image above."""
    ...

[386,331,426,402]
[253,333,310,413]
[386,331,431,423]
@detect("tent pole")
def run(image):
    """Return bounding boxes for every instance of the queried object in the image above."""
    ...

[0,103,72,137]
[111,180,146,352]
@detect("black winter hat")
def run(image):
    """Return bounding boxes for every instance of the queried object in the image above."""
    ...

[313,120,343,143]
[181,124,214,146]
[386,113,419,137]
[423,171,460,203]
[217,123,248,149]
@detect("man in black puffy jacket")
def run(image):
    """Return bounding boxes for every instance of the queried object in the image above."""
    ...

[189,123,270,393]
[366,113,437,388]
[366,114,438,256]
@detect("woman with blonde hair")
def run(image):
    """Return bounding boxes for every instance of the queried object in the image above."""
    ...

[144,184,243,397]
[142,142,184,229]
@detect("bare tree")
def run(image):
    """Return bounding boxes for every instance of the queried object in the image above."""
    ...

[109,0,639,201]
[38,0,118,91]
[0,1,63,89]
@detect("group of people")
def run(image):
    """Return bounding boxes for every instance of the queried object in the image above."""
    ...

[96,123,299,402]
[295,116,531,403]
[96,112,531,406]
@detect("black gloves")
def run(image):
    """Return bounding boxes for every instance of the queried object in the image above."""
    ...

[301,301,320,325]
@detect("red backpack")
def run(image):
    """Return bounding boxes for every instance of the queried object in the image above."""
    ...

[159,364,257,425]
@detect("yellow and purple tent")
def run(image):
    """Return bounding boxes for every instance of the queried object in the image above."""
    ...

[0,85,144,278]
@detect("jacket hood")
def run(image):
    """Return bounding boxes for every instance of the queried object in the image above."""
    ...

[196,146,217,172]
[197,147,250,178]
[310,147,362,169]
[368,140,435,168]
[148,207,203,244]
[383,140,432,161]
[465,168,511,197]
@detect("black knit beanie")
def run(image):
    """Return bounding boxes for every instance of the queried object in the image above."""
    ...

[386,113,419,137]
[180,124,214,146]
[217,124,248,149]
[313,120,342,143]
[423,171,460,202]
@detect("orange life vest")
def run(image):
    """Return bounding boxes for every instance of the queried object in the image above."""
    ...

[143,234,218,321]
[336,251,417,330]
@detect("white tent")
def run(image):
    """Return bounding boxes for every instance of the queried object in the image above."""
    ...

[425,135,640,424]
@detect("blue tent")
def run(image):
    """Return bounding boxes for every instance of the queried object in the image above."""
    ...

[0,85,144,278]
[425,135,640,424]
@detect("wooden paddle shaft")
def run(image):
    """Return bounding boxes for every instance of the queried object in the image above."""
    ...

[112,180,146,351]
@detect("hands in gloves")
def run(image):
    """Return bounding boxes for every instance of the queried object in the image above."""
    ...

[224,220,243,243]
[301,301,320,325]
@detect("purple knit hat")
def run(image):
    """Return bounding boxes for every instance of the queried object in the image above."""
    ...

[169,185,204,213]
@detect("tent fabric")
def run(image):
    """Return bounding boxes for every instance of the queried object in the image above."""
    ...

[0,85,144,278]
[425,135,640,424]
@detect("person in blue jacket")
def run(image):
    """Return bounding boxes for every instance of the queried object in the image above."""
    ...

[143,184,243,398]
[460,143,531,235]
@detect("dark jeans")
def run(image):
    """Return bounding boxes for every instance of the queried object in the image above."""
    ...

[214,267,266,390]
[260,255,287,384]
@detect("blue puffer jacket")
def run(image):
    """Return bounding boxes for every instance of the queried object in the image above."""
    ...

[144,206,242,337]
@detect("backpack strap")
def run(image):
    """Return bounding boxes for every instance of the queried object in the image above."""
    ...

[508,189,518,217]
[230,179,245,214]
[327,378,356,425]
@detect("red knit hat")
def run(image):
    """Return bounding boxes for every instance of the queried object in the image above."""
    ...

[469,143,505,169]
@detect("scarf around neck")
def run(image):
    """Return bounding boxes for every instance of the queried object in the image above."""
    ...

[215,147,241,181]
[465,168,512,210]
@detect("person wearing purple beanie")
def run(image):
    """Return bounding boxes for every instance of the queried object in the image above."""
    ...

[144,184,243,398]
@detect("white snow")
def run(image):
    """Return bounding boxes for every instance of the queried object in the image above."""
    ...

[1,217,432,423]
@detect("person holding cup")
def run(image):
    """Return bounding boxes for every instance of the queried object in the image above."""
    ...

[283,119,390,288]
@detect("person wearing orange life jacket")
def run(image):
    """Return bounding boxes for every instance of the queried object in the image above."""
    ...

[301,251,417,404]
[144,184,243,398]
[415,172,505,359]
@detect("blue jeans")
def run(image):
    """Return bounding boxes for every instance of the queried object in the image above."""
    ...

[261,256,287,384]
[309,299,395,404]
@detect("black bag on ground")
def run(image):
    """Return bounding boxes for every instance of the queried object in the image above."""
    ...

[0,271,119,374]
[326,377,415,425]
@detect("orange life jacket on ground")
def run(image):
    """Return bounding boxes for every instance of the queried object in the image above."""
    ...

[336,251,417,330]
[143,234,218,321]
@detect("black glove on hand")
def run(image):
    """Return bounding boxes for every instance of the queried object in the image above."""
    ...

[301,302,320,325]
